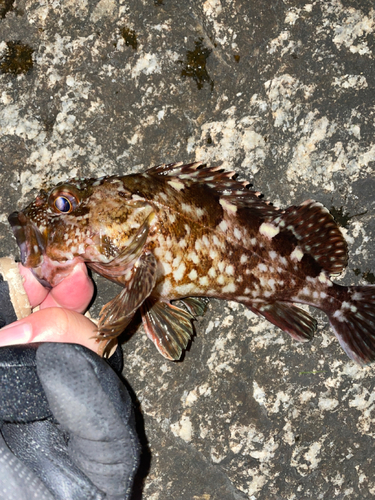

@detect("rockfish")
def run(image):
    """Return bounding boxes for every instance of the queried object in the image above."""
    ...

[8,162,375,364]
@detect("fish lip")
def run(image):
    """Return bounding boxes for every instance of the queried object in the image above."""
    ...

[8,211,46,268]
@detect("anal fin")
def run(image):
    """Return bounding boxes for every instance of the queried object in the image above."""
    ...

[250,302,317,342]
[141,299,195,360]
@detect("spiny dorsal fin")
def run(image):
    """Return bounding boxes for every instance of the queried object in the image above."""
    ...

[147,162,250,193]
[274,200,348,275]
[147,162,280,218]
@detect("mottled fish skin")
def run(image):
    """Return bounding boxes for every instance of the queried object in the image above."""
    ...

[8,162,375,365]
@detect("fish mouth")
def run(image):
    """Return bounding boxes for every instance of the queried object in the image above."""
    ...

[8,211,46,269]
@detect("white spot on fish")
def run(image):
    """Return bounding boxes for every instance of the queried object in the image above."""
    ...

[240,254,248,264]
[202,235,210,247]
[175,283,202,295]
[225,265,235,276]
[219,198,237,213]
[199,276,209,286]
[318,272,328,283]
[173,262,186,281]
[162,262,172,274]
[219,220,228,232]
[164,251,173,262]
[290,247,304,262]
[196,207,206,217]
[234,228,242,240]
[259,222,280,239]
[208,267,216,278]
[181,202,194,214]
[258,263,268,272]
[188,252,200,264]
[212,235,221,247]
[168,180,185,191]
[218,261,225,273]
[217,275,225,285]
[189,269,198,280]
[209,249,218,260]
[250,238,257,245]
[222,282,237,293]
[269,251,278,260]
[173,255,182,268]
[341,302,351,309]
[333,309,346,322]
[318,272,333,286]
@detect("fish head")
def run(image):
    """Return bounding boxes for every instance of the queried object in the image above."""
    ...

[8,176,153,286]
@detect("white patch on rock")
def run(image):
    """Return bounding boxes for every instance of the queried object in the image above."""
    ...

[332,8,374,55]
[170,415,193,442]
[131,53,161,79]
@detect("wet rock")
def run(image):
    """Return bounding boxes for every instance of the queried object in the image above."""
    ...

[1,0,375,498]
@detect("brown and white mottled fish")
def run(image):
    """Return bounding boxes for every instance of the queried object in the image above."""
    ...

[8,162,375,364]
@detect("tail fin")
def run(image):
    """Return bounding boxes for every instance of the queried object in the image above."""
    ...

[328,286,375,365]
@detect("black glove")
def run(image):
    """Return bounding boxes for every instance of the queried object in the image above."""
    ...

[0,342,140,500]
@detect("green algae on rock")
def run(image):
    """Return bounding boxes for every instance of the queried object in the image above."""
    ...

[0,41,34,75]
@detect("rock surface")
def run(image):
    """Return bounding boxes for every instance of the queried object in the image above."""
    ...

[1,0,375,498]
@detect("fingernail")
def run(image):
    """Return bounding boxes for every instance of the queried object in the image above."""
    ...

[0,322,33,346]
[71,262,86,275]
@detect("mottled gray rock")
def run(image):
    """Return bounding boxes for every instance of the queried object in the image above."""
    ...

[1,0,375,498]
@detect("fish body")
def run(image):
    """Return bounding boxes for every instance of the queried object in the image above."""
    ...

[8,162,375,364]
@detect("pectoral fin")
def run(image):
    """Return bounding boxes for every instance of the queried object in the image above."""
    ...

[97,252,157,345]
[141,299,196,360]
[88,212,154,285]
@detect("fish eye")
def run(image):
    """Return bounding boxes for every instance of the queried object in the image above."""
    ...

[48,185,81,214]
[54,196,72,213]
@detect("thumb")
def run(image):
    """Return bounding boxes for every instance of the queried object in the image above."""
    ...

[0,308,107,355]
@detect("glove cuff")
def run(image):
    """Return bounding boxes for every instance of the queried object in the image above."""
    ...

[0,257,31,321]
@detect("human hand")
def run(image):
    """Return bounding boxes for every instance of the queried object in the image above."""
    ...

[0,262,108,355]
[0,342,140,500]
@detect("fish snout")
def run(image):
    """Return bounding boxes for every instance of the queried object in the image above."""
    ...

[8,211,46,268]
